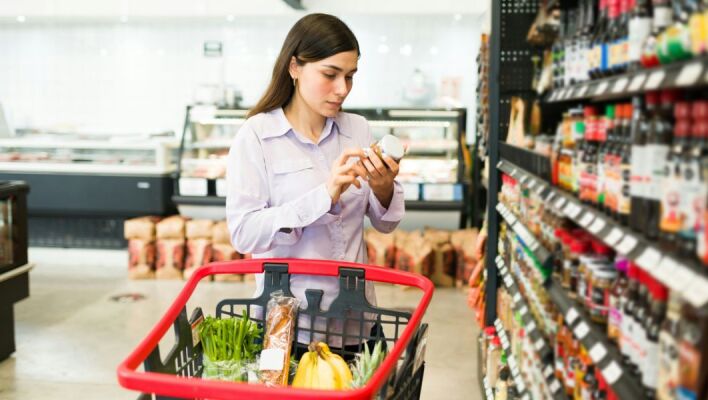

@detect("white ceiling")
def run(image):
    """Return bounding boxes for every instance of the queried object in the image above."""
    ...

[0,0,489,19]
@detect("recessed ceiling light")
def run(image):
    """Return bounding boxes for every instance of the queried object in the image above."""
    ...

[454,13,462,21]
[120,16,128,23]
[226,15,235,22]
[16,16,26,23]
[379,35,387,43]
[429,46,439,55]
[399,44,412,56]
[377,43,390,54]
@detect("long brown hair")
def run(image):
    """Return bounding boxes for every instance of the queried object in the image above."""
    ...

[247,13,360,118]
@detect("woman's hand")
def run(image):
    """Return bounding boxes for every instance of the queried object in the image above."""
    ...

[327,148,368,205]
[360,151,400,209]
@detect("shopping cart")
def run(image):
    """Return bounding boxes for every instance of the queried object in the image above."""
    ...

[117,258,434,400]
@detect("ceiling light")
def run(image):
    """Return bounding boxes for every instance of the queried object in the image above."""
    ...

[120,16,128,23]
[399,44,412,56]
[226,15,235,22]
[16,16,26,23]
[454,13,462,21]
[429,46,439,55]
[377,44,390,54]
[379,35,387,43]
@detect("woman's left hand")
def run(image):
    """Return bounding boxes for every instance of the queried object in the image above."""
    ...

[360,151,399,208]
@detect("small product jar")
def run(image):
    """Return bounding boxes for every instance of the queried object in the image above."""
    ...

[589,266,617,325]
[367,134,405,162]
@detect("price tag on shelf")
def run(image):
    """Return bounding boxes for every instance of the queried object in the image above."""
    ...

[576,85,589,97]
[516,379,526,393]
[594,81,609,96]
[520,175,529,184]
[673,264,695,292]
[676,61,703,86]
[589,343,608,364]
[526,321,537,333]
[543,365,554,378]
[536,184,546,196]
[645,69,666,90]
[496,256,504,267]
[534,337,545,352]
[573,321,590,339]
[655,257,679,286]
[502,337,510,349]
[549,379,562,394]
[546,191,556,203]
[612,77,629,93]
[579,212,595,227]
[628,73,647,92]
[565,307,580,325]
[684,276,708,308]
[520,305,529,316]
[513,292,522,304]
[615,234,638,255]
[554,196,567,210]
[605,227,624,246]
[215,178,228,197]
[179,177,208,196]
[601,361,623,385]
[563,202,582,219]
[522,393,531,400]
[549,91,558,101]
[528,179,537,189]
[636,246,661,270]
[497,160,504,169]
[505,276,514,288]
[511,168,518,177]
[565,88,575,99]
[589,217,607,234]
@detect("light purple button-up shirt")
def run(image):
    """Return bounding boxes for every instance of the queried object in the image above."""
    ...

[225,107,405,346]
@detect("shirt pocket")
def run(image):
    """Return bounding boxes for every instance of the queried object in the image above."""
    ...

[270,158,318,204]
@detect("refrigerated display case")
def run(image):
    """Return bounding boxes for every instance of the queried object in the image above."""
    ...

[0,133,179,248]
[173,106,471,227]
[0,181,30,361]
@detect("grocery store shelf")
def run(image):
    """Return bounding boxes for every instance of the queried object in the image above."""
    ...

[493,318,530,400]
[495,202,552,269]
[498,142,551,181]
[0,162,176,176]
[0,263,34,284]
[495,256,565,400]
[482,376,494,400]
[546,281,648,400]
[545,55,708,103]
[497,158,708,310]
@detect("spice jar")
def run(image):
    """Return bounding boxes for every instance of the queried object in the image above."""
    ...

[589,266,617,325]
[366,134,405,162]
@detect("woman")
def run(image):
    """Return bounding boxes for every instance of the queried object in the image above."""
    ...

[225,13,405,354]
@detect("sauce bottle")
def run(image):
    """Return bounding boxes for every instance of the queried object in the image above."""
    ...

[621,263,640,368]
[630,95,650,232]
[694,102,708,267]
[618,103,633,226]
[657,291,683,400]
[646,90,679,240]
[641,0,673,68]
[608,258,629,344]
[631,268,650,380]
[598,105,615,212]
[676,303,708,400]
[628,0,653,71]
[641,276,668,398]
[659,103,690,253]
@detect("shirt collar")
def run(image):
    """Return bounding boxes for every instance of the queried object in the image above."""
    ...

[259,107,351,140]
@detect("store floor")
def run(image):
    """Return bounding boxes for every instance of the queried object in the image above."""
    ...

[0,248,481,399]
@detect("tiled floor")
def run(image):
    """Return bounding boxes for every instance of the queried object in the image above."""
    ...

[0,248,481,399]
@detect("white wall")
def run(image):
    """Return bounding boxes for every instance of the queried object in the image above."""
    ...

[0,14,482,136]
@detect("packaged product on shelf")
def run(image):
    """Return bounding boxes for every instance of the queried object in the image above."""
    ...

[676,303,708,400]
[423,228,456,287]
[127,239,156,280]
[123,216,161,241]
[641,275,668,397]
[211,220,231,245]
[184,238,213,280]
[186,219,214,240]
[657,292,682,400]
[630,95,651,232]
[364,228,396,268]
[156,215,188,239]
[394,230,433,278]
[156,239,185,280]
[259,291,300,387]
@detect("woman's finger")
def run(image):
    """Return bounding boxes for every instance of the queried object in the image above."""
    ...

[381,155,399,175]
[366,151,388,176]
[335,148,366,167]
[352,161,369,180]
[362,158,381,178]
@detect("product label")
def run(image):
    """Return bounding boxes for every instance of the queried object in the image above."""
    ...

[654,7,674,30]
[608,293,623,340]
[642,340,661,389]
[628,17,652,63]
[677,340,701,395]
[618,162,632,215]
[657,331,679,400]
[660,157,683,234]
[646,144,670,201]
[678,159,706,242]
[630,145,648,198]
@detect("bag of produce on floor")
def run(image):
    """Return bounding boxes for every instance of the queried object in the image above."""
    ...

[364,228,396,268]
[124,216,161,241]
[156,239,185,280]
[395,230,433,277]
[211,220,231,244]
[127,239,155,280]
[450,228,479,287]
[198,314,262,382]
[156,215,188,239]
[184,238,213,280]
[423,228,457,287]
[186,219,214,240]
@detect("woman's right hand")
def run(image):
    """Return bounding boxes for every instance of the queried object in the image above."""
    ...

[327,148,368,205]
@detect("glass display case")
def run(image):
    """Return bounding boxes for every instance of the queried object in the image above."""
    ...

[173,106,470,226]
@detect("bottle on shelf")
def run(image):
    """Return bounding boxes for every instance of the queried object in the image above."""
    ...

[641,0,674,68]
[579,0,597,83]
[618,103,633,226]
[657,291,683,400]
[694,101,708,266]
[659,101,690,253]
[630,268,650,381]
[640,276,668,398]
[580,107,598,205]
[608,257,630,343]
[611,0,631,74]
[676,302,708,400]
[598,105,615,212]
[565,7,580,87]
[605,0,623,76]
[590,0,611,79]
[628,0,653,70]
[646,90,679,240]
[660,0,694,64]
[621,263,640,370]
[630,95,651,232]
[688,0,707,55]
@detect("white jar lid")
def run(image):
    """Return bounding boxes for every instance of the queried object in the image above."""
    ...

[379,134,404,160]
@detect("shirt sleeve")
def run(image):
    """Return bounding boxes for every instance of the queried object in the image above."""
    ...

[225,125,332,254]
[362,119,405,233]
